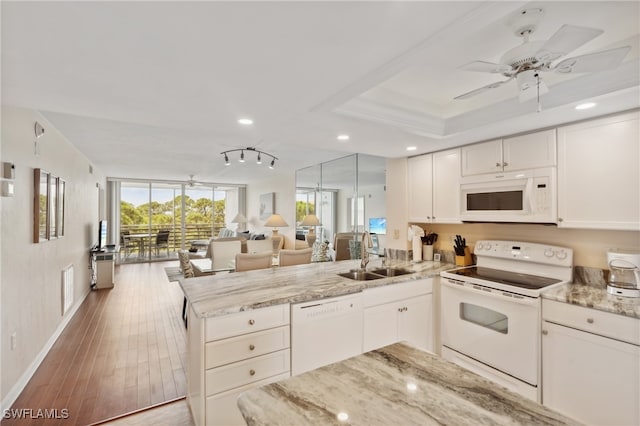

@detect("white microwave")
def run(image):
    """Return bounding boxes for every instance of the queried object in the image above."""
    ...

[460,167,557,223]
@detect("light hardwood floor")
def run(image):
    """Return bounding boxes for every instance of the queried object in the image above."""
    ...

[3,261,189,426]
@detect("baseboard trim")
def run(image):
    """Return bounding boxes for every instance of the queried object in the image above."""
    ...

[1,288,91,412]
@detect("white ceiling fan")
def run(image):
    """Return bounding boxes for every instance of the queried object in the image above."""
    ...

[455,8,631,103]
[187,174,205,188]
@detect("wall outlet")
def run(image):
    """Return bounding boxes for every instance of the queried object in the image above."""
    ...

[11,332,16,350]
[393,229,400,239]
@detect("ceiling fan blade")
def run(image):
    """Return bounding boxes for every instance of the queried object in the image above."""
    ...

[535,25,603,63]
[553,46,631,74]
[454,78,514,100]
[459,60,513,74]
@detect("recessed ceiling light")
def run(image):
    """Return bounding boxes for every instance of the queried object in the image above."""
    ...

[337,134,350,141]
[575,102,596,110]
[237,118,253,125]
[406,146,417,151]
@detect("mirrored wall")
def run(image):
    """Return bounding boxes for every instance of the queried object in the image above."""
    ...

[295,154,386,251]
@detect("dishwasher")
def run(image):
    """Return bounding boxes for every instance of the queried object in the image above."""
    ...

[291,292,363,376]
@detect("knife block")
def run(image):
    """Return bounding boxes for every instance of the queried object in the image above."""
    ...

[455,247,473,266]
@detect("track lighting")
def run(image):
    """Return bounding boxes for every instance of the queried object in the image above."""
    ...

[220,147,278,169]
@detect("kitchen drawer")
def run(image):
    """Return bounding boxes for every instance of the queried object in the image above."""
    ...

[543,299,640,345]
[205,349,290,395]
[206,326,290,369]
[364,279,432,308]
[206,372,290,426]
[205,304,290,342]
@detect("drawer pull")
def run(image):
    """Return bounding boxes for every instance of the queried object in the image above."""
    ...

[542,330,548,335]
[249,369,256,376]
[249,344,255,351]
[248,319,255,325]
[587,318,594,324]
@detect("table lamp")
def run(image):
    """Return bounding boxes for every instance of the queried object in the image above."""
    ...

[300,214,320,237]
[231,213,248,232]
[264,214,288,236]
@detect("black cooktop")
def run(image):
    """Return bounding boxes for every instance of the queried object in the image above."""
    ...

[446,266,562,290]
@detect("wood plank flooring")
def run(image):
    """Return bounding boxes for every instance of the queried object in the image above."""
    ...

[2,261,188,426]
[93,398,193,426]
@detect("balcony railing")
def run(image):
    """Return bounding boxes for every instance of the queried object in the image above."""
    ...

[119,223,225,261]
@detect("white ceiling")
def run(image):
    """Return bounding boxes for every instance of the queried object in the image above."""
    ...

[2,1,639,184]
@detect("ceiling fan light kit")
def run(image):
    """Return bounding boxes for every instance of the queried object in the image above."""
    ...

[455,8,631,103]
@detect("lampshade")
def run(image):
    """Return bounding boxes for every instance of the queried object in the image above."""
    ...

[264,214,288,228]
[300,214,321,227]
[231,213,247,224]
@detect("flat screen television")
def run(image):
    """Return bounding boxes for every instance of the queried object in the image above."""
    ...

[98,220,108,250]
[369,217,386,235]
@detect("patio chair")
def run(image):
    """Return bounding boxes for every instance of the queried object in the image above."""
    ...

[120,231,140,259]
[235,252,272,272]
[150,230,171,257]
[279,248,312,267]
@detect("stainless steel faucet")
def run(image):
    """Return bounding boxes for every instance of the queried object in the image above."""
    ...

[360,231,372,270]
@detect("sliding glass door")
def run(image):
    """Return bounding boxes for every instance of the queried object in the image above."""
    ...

[115,180,243,263]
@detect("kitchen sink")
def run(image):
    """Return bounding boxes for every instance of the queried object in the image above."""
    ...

[369,267,415,277]
[337,271,385,281]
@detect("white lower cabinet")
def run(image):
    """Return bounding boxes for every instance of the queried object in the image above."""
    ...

[188,304,290,426]
[363,279,433,352]
[542,300,640,426]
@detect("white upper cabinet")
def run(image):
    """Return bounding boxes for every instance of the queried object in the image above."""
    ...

[557,110,640,230]
[461,139,502,175]
[407,154,433,223]
[503,129,557,171]
[432,148,462,223]
[461,130,556,176]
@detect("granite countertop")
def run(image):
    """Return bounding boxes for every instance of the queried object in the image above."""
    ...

[542,282,640,319]
[179,258,453,319]
[237,342,580,426]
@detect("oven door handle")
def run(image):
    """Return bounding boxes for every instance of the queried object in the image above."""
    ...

[443,279,538,307]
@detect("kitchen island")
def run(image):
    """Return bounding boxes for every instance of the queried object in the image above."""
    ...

[180,258,450,319]
[180,258,451,425]
[237,342,579,426]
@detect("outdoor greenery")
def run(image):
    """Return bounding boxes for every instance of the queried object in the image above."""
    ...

[296,200,315,222]
[121,195,226,226]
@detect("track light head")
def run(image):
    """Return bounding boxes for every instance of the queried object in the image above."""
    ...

[256,152,262,164]
[269,158,275,169]
[239,150,245,162]
[224,153,230,166]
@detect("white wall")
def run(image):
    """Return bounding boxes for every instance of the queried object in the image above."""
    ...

[0,107,105,406]
[245,173,297,249]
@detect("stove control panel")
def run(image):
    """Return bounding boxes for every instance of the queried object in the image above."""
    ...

[474,240,573,267]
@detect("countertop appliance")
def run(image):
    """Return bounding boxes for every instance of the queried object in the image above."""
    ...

[440,240,573,402]
[460,167,556,223]
[607,248,640,298]
[291,293,363,376]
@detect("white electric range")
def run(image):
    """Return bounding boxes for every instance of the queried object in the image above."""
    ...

[440,240,573,402]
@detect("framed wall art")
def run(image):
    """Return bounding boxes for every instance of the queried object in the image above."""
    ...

[259,192,275,220]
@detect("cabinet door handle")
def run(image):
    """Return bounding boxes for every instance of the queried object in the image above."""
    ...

[249,369,256,376]
[503,162,508,167]
[248,319,255,325]
[496,162,501,167]
[249,344,255,351]
[558,217,563,222]
[587,318,594,324]
[398,308,402,312]
[542,330,548,335]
